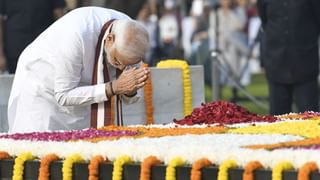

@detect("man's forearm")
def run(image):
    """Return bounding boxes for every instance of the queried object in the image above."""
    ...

[54,84,109,106]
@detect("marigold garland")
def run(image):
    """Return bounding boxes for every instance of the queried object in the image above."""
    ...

[94,126,226,142]
[62,153,85,180]
[230,120,320,138]
[272,161,294,180]
[190,158,212,180]
[244,136,320,150]
[0,151,11,179]
[88,155,107,180]
[276,112,320,120]
[217,160,238,180]
[0,151,10,159]
[157,60,192,116]
[13,152,35,180]
[166,157,186,180]
[243,161,264,180]
[298,162,318,180]
[112,155,132,180]
[140,156,162,180]
[143,63,154,125]
[38,153,59,180]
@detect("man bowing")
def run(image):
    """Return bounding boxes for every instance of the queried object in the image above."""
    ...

[8,7,150,132]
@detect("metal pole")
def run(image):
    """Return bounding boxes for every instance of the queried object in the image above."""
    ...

[210,4,221,101]
[211,51,221,101]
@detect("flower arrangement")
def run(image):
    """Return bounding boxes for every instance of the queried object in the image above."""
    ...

[112,155,132,180]
[143,63,154,125]
[0,151,10,159]
[0,128,139,142]
[157,60,192,116]
[88,155,107,180]
[0,132,302,169]
[272,161,293,180]
[2,94,320,180]
[244,136,320,150]
[62,154,85,180]
[96,126,226,141]
[1,150,320,180]
[38,153,59,180]
[140,156,161,180]
[13,152,35,180]
[243,161,264,180]
[276,111,320,120]
[217,160,238,180]
[174,101,277,125]
[190,158,212,180]
[298,162,318,180]
[229,120,320,138]
[166,157,186,180]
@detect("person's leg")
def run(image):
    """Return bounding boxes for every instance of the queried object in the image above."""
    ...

[268,80,293,115]
[294,78,319,112]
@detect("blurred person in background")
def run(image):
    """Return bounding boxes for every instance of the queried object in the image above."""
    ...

[246,0,262,74]
[137,1,158,65]
[184,0,213,83]
[189,0,210,65]
[258,0,320,115]
[0,0,66,74]
[181,0,198,60]
[232,0,251,99]
[209,0,247,101]
[233,0,247,26]
[157,0,183,62]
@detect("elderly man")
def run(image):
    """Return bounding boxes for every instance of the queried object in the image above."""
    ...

[8,7,150,132]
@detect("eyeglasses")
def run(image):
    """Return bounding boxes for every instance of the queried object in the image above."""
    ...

[124,61,143,70]
[113,57,124,67]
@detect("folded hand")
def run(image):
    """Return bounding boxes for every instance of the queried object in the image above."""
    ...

[113,66,150,95]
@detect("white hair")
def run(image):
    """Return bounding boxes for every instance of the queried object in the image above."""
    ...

[111,19,149,62]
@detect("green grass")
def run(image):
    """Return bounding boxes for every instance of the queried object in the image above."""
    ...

[205,73,270,115]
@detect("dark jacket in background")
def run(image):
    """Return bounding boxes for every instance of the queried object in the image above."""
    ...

[258,0,320,83]
[0,0,65,61]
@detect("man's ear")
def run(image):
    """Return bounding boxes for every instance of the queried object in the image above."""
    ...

[105,34,115,48]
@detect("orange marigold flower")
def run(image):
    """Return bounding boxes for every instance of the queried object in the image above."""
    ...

[140,156,161,180]
[0,151,10,159]
[88,155,107,180]
[190,158,212,180]
[298,162,318,180]
[243,161,264,180]
[38,153,59,180]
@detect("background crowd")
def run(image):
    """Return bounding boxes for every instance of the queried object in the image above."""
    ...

[0,0,261,82]
[1,0,319,115]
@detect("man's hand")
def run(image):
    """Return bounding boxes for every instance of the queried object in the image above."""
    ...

[0,54,7,71]
[113,67,150,95]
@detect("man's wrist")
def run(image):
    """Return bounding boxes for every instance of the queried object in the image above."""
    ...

[125,91,137,97]
[110,81,115,95]
[105,82,114,98]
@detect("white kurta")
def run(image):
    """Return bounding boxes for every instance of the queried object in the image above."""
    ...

[8,7,139,132]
